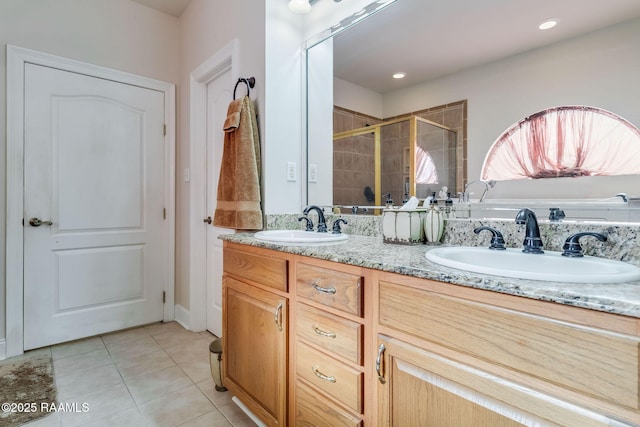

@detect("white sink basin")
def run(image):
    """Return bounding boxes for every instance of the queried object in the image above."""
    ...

[254,230,348,245]
[425,246,640,284]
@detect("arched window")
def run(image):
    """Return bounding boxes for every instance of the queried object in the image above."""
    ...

[481,106,640,181]
[415,147,438,184]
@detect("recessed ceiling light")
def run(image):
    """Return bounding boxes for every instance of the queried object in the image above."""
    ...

[538,19,558,30]
[393,72,406,79]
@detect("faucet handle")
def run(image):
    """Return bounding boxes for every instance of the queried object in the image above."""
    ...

[298,216,314,231]
[474,226,506,250]
[562,232,607,257]
[332,218,348,234]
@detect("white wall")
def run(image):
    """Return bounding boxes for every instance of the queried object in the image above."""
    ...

[0,0,180,352]
[382,18,640,199]
[307,38,334,206]
[334,77,384,118]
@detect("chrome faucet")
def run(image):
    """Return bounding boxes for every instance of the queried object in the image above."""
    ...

[463,179,496,202]
[515,208,544,254]
[302,205,327,232]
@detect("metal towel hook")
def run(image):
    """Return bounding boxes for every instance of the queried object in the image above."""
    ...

[233,77,256,100]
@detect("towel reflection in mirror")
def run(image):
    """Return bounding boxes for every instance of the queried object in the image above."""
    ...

[481,106,640,181]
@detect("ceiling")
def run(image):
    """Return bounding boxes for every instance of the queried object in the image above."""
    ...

[332,0,640,93]
[131,0,192,17]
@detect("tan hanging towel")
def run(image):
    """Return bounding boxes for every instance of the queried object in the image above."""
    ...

[213,95,263,230]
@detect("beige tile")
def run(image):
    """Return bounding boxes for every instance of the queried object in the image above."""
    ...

[139,384,214,427]
[196,378,233,408]
[53,349,112,378]
[101,327,151,346]
[199,330,217,340]
[217,401,257,427]
[22,347,53,359]
[81,407,147,427]
[125,365,193,404]
[52,337,105,360]
[56,363,123,400]
[105,335,161,361]
[165,339,211,383]
[152,329,204,350]
[58,383,136,427]
[114,349,175,379]
[144,321,185,337]
[177,409,232,427]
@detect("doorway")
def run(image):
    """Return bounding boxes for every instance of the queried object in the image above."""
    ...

[188,40,238,336]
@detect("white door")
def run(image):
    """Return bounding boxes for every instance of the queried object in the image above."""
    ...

[205,69,234,336]
[23,63,167,350]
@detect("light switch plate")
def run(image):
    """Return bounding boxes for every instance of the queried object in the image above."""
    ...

[309,164,318,183]
[287,162,297,181]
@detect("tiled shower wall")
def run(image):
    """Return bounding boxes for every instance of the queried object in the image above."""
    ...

[333,101,467,207]
[333,108,381,206]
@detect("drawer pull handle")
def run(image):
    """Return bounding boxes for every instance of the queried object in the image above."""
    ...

[312,325,336,338]
[311,283,337,294]
[376,343,386,384]
[274,302,283,331]
[312,366,336,383]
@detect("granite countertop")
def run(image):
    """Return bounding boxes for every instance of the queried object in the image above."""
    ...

[220,233,640,319]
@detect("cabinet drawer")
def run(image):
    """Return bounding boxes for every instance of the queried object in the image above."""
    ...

[224,247,288,291]
[296,263,362,316]
[296,380,362,427]
[296,303,363,365]
[296,341,363,412]
[379,279,640,410]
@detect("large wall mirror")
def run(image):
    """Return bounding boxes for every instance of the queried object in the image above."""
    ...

[306,0,640,216]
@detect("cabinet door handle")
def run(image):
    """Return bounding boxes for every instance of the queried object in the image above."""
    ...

[274,302,283,331]
[311,282,336,294]
[376,343,386,384]
[312,365,336,383]
[312,324,336,338]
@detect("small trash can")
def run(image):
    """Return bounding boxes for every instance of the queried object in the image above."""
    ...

[209,338,227,392]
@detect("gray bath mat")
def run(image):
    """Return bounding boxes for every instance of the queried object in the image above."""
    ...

[0,352,57,426]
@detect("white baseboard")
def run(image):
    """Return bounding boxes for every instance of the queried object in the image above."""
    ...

[0,339,6,361]
[232,396,267,427]
[174,304,191,331]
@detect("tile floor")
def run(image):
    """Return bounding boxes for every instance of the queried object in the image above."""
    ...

[19,322,256,427]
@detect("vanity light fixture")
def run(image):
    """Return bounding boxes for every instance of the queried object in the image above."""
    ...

[289,0,342,14]
[288,0,312,14]
[392,72,406,79]
[538,18,558,30]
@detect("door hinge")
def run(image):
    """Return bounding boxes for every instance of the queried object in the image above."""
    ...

[163,124,167,136]
[163,291,166,304]
[163,207,166,219]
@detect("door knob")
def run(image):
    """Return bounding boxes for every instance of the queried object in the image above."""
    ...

[29,217,53,227]
[203,216,212,224]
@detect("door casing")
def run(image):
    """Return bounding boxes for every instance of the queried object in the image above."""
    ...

[187,39,239,332]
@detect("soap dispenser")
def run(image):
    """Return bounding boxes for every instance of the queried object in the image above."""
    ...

[424,198,444,243]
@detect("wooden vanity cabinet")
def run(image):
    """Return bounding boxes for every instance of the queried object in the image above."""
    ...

[222,244,290,427]
[293,259,366,426]
[222,243,640,426]
[374,272,640,427]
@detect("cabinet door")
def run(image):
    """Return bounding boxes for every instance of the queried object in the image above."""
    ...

[223,277,287,427]
[376,336,618,427]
